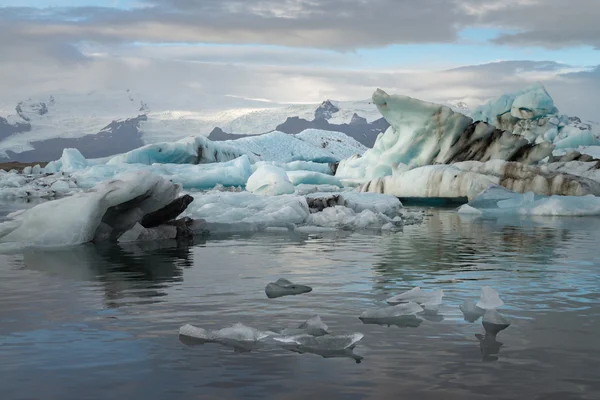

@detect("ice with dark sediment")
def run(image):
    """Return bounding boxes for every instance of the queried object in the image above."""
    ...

[265,278,313,298]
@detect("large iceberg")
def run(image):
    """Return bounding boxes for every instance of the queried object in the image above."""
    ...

[471,82,600,149]
[359,160,600,200]
[335,88,553,182]
[458,185,600,216]
[0,171,185,247]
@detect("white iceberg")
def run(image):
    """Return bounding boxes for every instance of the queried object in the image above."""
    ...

[246,165,295,196]
[458,185,600,216]
[471,82,599,148]
[0,170,181,247]
[476,286,504,310]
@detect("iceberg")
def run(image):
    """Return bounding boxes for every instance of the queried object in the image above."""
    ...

[264,278,313,298]
[183,190,415,233]
[360,160,600,200]
[0,171,183,247]
[471,83,599,148]
[106,135,253,165]
[286,170,343,187]
[305,191,402,216]
[335,88,553,183]
[246,165,295,196]
[0,170,79,199]
[458,185,600,216]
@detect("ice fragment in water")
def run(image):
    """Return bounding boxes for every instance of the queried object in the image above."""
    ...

[179,323,270,342]
[265,278,313,298]
[360,302,423,319]
[460,299,485,322]
[386,287,444,307]
[482,309,511,337]
[476,286,504,310]
[274,333,364,350]
[359,302,424,327]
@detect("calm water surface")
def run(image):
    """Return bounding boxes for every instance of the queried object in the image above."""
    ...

[1,206,599,400]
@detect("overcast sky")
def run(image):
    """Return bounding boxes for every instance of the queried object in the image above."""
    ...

[1,0,598,119]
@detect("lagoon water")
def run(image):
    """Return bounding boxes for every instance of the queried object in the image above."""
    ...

[1,207,599,399]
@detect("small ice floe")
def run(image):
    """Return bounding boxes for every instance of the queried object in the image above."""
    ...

[476,286,504,310]
[460,299,486,323]
[386,287,444,315]
[274,332,364,361]
[482,309,511,337]
[179,323,270,352]
[359,302,424,328]
[265,278,313,298]
[270,314,329,337]
[274,332,363,350]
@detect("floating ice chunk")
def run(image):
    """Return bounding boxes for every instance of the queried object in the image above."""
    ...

[460,299,485,323]
[482,309,511,337]
[273,314,329,337]
[274,333,364,350]
[458,185,600,216]
[246,165,295,196]
[179,323,270,343]
[286,170,343,187]
[307,206,403,231]
[185,192,310,228]
[359,302,424,327]
[108,135,253,165]
[265,278,313,298]
[476,286,504,310]
[0,171,180,247]
[510,82,557,119]
[116,222,178,243]
[254,160,334,175]
[386,287,444,307]
[360,301,423,320]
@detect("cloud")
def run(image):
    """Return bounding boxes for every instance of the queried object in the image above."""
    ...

[2,0,599,51]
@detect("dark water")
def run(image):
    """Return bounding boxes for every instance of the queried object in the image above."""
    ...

[1,208,600,400]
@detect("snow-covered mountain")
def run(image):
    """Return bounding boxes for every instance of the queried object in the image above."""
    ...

[0,91,390,162]
[0,86,597,163]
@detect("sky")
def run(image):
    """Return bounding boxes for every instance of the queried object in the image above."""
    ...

[0,0,599,119]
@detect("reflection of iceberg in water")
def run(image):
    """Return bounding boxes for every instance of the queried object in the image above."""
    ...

[279,343,364,363]
[475,334,504,362]
[370,209,577,286]
[21,240,196,308]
